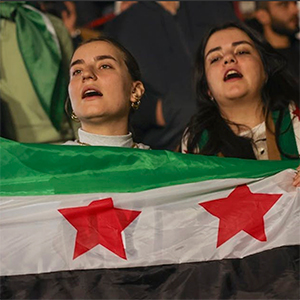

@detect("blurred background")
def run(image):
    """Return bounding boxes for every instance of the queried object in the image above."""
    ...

[1,1,299,150]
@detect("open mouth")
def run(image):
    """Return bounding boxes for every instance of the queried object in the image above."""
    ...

[82,89,103,99]
[224,70,243,81]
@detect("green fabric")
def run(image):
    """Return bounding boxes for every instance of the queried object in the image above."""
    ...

[0,19,64,142]
[197,109,299,160]
[272,109,299,160]
[0,137,298,196]
[198,130,209,150]
[0,2,67,130]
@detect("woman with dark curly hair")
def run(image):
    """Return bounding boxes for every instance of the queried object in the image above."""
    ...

[181,21,300,185]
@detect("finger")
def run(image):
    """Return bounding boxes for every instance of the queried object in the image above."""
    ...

[293,175,300,187]
[64,1,76,14]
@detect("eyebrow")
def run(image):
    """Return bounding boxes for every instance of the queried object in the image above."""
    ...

[70,55,117,68]
[205,40,254,59]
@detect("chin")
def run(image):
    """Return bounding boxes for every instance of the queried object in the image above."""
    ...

[78,112,105,122]
[225,87,249,99]
[225,92,247,100]
[81,108,106,117]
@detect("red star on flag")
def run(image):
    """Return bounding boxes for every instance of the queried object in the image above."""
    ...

[292,106,300,121]
[199,185,282,247]
[58,198,141,260]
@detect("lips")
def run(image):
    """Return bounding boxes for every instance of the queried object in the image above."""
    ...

[223,69,243,81]
[82,86,103,99]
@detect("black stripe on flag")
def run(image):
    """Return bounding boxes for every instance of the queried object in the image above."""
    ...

[1,245,299,299]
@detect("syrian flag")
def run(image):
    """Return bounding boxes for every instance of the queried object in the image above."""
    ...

[0,138,299,299]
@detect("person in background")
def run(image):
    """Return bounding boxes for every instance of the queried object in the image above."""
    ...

[37,1,101,48]
[104,1,238,151]
[0,1,75,143]
[64,36,149,150]
[181,21,299,186]
[114,1,137,16]
[252,1,299,81]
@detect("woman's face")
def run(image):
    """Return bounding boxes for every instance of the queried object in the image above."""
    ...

[204,28,266,106]
[68,41,137,126]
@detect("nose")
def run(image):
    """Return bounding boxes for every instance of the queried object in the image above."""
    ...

[224,55,236,65]
[81,68,96,81]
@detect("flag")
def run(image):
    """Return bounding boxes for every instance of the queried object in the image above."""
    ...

[0,2,68,130]
[0,137,299,299]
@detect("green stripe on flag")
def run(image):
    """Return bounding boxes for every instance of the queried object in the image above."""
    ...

[0,138,299,196]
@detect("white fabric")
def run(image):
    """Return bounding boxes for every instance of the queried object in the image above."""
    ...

[64,128,150,149]
[239,122,268,160]
[0,169,299,276]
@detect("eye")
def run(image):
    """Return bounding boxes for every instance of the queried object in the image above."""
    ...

[278,2,289,8]
[210,56,221,64]
[71,69,82,76]
[236,50,250,55]
[100,64,112,70]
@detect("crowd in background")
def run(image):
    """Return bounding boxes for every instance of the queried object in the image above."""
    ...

[0,1,299,153]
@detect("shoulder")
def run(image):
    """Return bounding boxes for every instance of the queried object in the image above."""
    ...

[180,128,201,154]
[288,103,300,155]
[63,140,80,146]
[134,143,151,150]
[289,102,298,112]
[46,13,73,57]
[289,102,300,130]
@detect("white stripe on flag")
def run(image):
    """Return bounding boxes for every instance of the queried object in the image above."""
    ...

[0,169,299,276]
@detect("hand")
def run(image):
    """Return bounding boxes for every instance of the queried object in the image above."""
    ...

[293,165,300,187]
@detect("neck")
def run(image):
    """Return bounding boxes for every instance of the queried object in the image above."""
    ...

[264,26,291,48]
[157,1,179,15]
[219,100,264,133]
[81,119,129,136]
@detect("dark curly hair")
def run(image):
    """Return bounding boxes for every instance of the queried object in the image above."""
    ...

[184,21,299,159]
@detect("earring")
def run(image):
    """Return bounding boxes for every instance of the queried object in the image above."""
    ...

[71,112,80,122]
[210,96,214,101]
[131,99,141,110]
[131,93,141,110]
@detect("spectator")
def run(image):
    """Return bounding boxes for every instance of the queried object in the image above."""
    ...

[0,1,75,143]
[104,1,238,150]
[64,36,149,149]
[181,22,299,165]
[253,1,299,81]
[38,2,101,48]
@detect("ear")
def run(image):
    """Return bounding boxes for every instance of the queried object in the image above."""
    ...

[130,81,145,104]
[255,9,271,26]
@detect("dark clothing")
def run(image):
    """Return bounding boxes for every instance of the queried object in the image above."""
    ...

[245,18,299,84]
[276,40,300,82]
[74,2,114,28]
[104,2,237,150]
[176,1,238,58]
